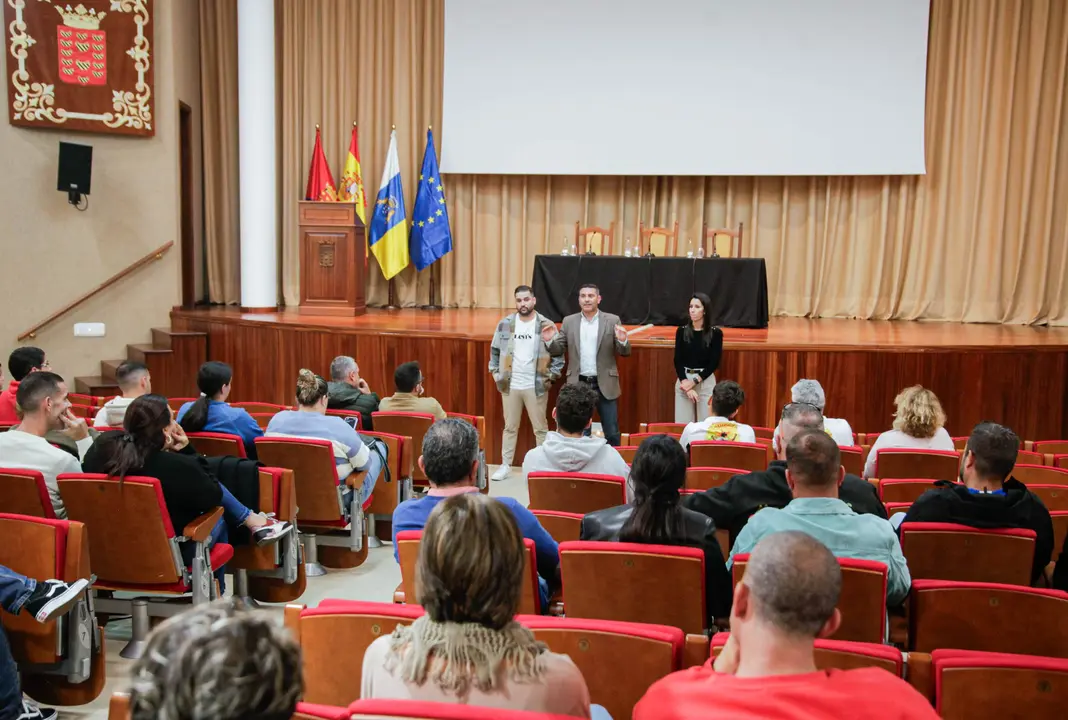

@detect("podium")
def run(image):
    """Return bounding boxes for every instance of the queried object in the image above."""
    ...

[298,201,367,316]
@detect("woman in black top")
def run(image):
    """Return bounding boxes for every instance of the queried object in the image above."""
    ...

[673,292,723,422]
[579,435,732,626]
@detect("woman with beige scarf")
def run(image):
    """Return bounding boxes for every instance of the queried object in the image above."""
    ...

[360,492,596,717]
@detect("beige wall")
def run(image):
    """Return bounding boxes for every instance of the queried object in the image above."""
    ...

[0,0,202,385]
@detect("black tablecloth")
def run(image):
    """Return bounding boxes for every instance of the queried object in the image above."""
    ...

[532,255,769,328]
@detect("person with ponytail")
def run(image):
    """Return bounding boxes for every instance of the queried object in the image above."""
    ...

[265,369,385,504]
[82,395,290,588]
[579,434,732,625]
[177,361,263,459]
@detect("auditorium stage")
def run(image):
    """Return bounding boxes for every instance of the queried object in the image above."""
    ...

[171,308,1068,464]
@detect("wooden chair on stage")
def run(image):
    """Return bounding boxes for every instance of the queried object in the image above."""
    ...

[575,221,616,255]
[639,220,679,257]
[702,222,743,258]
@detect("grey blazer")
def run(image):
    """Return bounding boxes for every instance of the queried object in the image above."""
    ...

[545,311,631,400]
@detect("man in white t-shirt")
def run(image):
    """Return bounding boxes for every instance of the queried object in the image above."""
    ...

[790,379,854,447]
[680,380,756,450]
[488,286,564,481]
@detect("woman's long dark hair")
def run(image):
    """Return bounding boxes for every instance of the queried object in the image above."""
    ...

[99,394,172,483]
[683,292,715,346]
[180,361,232,433]
[619,434,688,544]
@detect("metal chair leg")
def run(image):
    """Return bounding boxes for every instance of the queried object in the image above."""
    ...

[302,532,327,576]
[119,600,150,660]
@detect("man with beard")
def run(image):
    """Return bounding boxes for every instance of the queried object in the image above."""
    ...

[543,283,631,446]
[488,285,563,481]
[0,372,90,518]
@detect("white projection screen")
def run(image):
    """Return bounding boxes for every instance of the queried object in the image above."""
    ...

[441,0,929,176]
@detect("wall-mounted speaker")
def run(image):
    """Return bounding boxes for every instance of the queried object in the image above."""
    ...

[58,141,93,207]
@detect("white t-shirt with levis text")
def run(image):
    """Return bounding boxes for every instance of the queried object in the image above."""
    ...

[510,316,539,391]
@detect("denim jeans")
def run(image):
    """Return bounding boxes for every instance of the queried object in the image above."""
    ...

[0,566,34,616]
[580,379,621,446]
[0,625,20,720]
[218,484,252,527]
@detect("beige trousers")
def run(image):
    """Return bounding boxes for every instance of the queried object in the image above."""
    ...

[500,387,549,466]
[674,375,716,424]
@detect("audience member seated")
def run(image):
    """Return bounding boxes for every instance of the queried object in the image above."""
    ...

[266,369,385,504]
[0,372,93,518]
[83,395,289,588]
[678,380,756,450]
[790,379,853,447]
[1,565,91,720]
[728,430,910,606]
[521,383,631,498]
[1054,532,1068,592]
[93,360,151,428]
[364,492,593,718]
[902,421,1054,584]
[0,346,49,423]
[392,418,559,609]
[863,385,955,478]
[378,361,446,420]
[127,599,302,720]
[633,532,937,720]
[177,361,263,459]
[685,404,885,545]
[580,434,732,624]
[327,355,380,430]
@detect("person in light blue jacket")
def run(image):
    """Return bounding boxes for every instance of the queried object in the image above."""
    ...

[728,428,911,607]
[177,361,263,459]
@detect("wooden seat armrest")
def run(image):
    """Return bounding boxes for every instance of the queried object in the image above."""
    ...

[346,470,368,489]
[683,633,711,668]
[183,507,224,542]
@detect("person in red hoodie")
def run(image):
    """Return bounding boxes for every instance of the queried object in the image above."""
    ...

[0,347,48,423]
[634,530,937,720]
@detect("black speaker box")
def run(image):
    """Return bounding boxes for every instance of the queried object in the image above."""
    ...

[57,141,93,195]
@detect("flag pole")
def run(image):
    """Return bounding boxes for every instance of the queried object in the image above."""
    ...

[420,262,443,310]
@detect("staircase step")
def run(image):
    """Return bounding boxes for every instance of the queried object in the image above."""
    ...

[151,327,207,351]
[126,343,172,364]
[100,359,124,381]
[74,376,120,397]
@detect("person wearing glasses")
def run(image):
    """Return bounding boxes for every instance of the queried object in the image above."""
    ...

[684,403,885,546]
[379,361,447,420]
[673,293,724,423]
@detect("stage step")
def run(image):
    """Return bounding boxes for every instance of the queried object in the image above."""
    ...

[73,376,120,397]
[100,359,124,381]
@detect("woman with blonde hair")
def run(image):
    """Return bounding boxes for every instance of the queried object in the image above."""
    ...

[863,385,955,478]
[265,369,385,504]
[361,492,598,718]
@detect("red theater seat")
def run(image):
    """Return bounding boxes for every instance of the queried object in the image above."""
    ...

[0,468,55,518]
[684,466,747,491]
[527,472,627,514]
[348,699,580,720]
[186,431,248,458]
[530,510,584,543]
[873,448,959,481]
[230,466,305,604]
[933,649,1068,718]
[0,513,104,707]
[898,522,1035,585]
[689,441,769,472]
[372,412,437,486]
[519,615,687,720]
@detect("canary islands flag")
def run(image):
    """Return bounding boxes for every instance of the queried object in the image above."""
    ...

[409,129,453,271]
[368,130,409,280]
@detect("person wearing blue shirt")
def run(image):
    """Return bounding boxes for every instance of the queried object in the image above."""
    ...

[177,361,263,458]
[728,428,911,607]
[265,369,384,504]
[392,418,559,611]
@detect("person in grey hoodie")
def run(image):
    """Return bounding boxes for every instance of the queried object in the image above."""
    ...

[522,383,632,500]
[93,360,151,429]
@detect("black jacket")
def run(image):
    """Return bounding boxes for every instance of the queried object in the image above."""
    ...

[682,460,887,546]
[903,478,1054,584]
[580,504,733,624]
[327,381,381,431]
[82,438,223,534]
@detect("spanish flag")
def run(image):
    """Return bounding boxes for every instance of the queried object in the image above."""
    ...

[368,130,409,280]
[338,123,367,225]
[304,125,338,201]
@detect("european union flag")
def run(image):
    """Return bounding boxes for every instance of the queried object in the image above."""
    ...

[409,129,453,271]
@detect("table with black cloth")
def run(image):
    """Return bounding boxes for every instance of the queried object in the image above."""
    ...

[531,255,769,328]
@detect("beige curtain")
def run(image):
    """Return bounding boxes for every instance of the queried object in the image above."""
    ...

[204,0,1068,323]
[198,0,241,304]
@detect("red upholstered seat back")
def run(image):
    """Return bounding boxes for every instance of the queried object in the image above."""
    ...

[254,438,344,525]
[1013,464,1068,487]
[0,468,55,518]
[530,510,583,543]
[873,448,959,481]
[933,649,1068,717]
[684,466,747,491]
[371,412,436,484]
[899,522,1035,585]
[186,431,247,458]
[527,471,627,514]
[689,441,769,473]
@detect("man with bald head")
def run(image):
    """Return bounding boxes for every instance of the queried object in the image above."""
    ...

[634,532,936,719]
[684,402,884,544]
[728,429,910,605]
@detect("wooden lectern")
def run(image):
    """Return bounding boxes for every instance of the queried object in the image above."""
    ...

[298,201,367,316]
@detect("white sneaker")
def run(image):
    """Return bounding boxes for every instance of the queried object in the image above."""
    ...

[491,465,511,481]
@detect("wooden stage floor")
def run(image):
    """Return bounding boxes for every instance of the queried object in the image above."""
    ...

[172,308,1068,463]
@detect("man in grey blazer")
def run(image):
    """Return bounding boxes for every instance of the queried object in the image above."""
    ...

[541,283,631,446]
